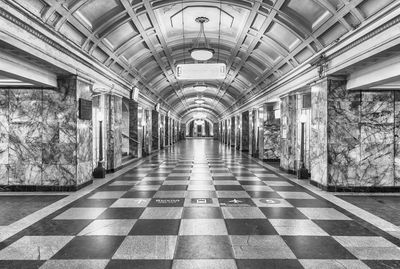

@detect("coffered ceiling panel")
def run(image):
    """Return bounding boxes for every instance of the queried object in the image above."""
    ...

[14,0,395,121]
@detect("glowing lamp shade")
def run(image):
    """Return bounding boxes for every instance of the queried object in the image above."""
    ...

[195,99,205,105]
[194,85,207,92]
[189,48,214,61]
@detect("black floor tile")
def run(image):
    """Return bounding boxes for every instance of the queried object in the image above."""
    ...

[313,220,379,236]
[363,260,400,269]
[286,199,333,208]
[122,191,156,198]
[97,185,132,191]
[52,236,124,259]
[137,181,164,186]
[129,219,180,235]
[158,185,187,191]
[212,176,236,180]
[232,173,255,177]
[97,208,144,219]
[106,260,172,269]
[0,260,44,269]
[215,185,244,191]
[246,191,282,198]
[146,173,170,177]
[260,208,308,219]
[238,181,266,185]
[236,259,303,269]
[269,186,303,192]
[166,177,189,180]
[182,207,223,219]
[174,235,234,259]
[283,236,356,259]
[70,199,117,208]
[22,219,91,236]
[225,219,277,235]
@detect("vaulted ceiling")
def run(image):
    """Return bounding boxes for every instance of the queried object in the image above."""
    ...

[16,0,395,120]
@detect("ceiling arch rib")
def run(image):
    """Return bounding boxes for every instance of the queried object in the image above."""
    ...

[35,0,382,119]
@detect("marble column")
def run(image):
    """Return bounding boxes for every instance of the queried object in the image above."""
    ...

[105,94,122,172]
[224,120,228,144]
[241,111,249,152]
[165,115,169,146]
[151,110,159,151]
[310,77,400,191]
[280,94,297,173]
[236,115,241,150]
[263,103,280,161]
[181,123,186,140]
[231,116,235,147]
[0,76,93,191]
[129,100,138,157]
[160,114,165,149]
[213,122,218,140]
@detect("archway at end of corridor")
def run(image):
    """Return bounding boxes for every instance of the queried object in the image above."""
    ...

[185,118,214,138]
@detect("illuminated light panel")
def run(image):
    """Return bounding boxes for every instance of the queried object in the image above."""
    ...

[176,64,226,80]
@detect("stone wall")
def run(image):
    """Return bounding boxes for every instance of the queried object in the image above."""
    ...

[0,78,93,189]
[263,105,280,161]
[311,78,400,189]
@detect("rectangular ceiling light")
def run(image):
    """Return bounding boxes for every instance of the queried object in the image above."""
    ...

[176,63,226,80]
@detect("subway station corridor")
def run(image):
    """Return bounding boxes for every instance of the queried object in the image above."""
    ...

[0,139,400,269]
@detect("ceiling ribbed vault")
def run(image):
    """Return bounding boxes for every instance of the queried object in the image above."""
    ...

[18,0,395,121]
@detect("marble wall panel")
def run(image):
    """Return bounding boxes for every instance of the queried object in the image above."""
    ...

[231,117,235,145]
[42,164,76,186]
[242,111,249,151]
[77,161,92,185]
[152,110,159,150]
[106,95,122,170]
[213,122,218,140]
[310,80,328,186]
[0,164,8,185]
[165,116,169,145]
[280,95,297,172]
[326,81,397,188]
[76,79,93,184]
[0,78,94,188]
[395,92,400,186]
[263,109,280,160]
[0,89,9,165]
[129,100,138,157]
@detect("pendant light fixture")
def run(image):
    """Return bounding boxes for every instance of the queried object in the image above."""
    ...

[189,17,214,61]
[193,83,207,92]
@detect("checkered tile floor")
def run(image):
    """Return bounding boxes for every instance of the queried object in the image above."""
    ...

[1,140,400,268]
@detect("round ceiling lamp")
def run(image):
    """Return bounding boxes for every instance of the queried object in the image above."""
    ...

[195,99,205,105]
[193,84,207,92]
[189,17,214,61]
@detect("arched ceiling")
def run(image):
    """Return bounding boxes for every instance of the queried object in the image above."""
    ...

[20,0,394,121]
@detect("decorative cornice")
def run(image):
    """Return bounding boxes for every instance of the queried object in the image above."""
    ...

[224,13,400,117]
[327,14,400,61]
[0,5,177,114]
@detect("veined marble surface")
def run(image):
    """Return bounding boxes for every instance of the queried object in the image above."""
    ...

[310,79,329,186]
[0,82,92,187]
[242,111,249,151]
[311,78,400,189]
[106,95,122,171]
[263,110,280,160]
[280,95,297,172]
